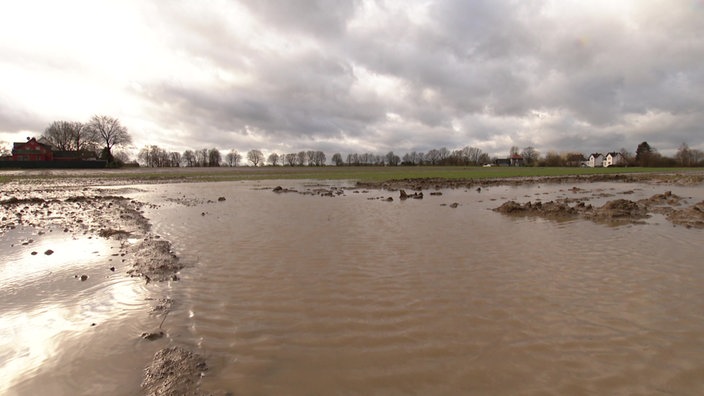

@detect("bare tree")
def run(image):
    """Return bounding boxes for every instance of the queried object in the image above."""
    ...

[283,153,297,166]
[138,146,154,167]
[139,145,170,167]
[112,149,132,165]
[297,151,307,166]
[564,152,586,167]
[521,146,539,166]
[85,115,131,162]
[310,151,326,166]
[542,151,563,167]
[346,153,357,166]
[193,149,206,167]
[425,149,440,165]
[198,148,209,167]
[42,120,96,153]
[438,147,450,163]
[169,152,181,167]
[692,149,704,166]
[268,152,280,166]
[42,121,78,151]
[619,148,634,166]
[478,152,491,165]
[225,149,241,166]
[461,146,484,165]
[208,148,221,167]
[385,151,400,166]
[676,143,692,166]
[247,149,264,166]
[331,153,343,166]
[182,150,196,167]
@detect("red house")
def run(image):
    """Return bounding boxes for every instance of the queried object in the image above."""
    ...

[1,137,106,168]
[12,138,54,161]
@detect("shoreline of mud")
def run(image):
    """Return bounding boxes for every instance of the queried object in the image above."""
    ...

[355,170,704,191]
[492,190,704,228]
[0,185,208,395]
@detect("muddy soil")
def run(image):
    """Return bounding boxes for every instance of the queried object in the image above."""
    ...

[142,346,208,396]
[0,180,202,394]
[356,171,704,191]
[493,191,704,228]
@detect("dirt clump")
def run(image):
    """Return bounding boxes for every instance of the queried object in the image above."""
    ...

[493,200,581,220]
[98,228,132,238]
[127,239,183,282]
[142,346,207,396]
[638,191,683,206]
[664,201,704,229]
[356,171,704,192]
[589,199,648,220]
[493,190,704,227]
[399,190,424,200]
[494,198,650,224]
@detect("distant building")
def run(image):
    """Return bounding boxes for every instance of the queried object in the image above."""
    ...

[509,153,524,166]
[602,152,624,167]
[494,153,525,167]
[0,137,106,169]
[587,153,604,168]
[12,138,54,161]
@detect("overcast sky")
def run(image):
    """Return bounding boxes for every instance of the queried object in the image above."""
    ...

[1,0,703,158]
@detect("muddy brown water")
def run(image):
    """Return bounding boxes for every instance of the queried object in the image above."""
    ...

[2,180,704,395]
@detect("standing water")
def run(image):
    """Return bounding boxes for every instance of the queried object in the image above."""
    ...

[3,179,704,395]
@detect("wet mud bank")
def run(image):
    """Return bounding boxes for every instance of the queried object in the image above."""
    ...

[493,191,704,228]
[355,171,704,191]
[0,183,207,395]
[142,346,208,396]
[351,171,704,229]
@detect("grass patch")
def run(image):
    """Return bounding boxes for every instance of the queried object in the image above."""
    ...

[1,166,697,185]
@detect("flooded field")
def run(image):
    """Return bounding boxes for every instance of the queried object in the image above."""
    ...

[2,178,704,395]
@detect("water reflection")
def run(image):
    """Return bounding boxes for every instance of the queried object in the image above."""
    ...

[0,231,150,395]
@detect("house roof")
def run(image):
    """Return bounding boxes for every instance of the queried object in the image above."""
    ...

[13,138,53,151]
[37,137,58,150]
[510,153,523,159]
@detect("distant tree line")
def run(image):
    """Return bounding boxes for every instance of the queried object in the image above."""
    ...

[130,141,704,168]
[15,123,702,169]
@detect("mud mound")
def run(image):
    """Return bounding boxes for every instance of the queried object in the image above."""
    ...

[356,171,704,191]
[638,191,684,206]
[127,239,183,282]
[493,200,579,219]
[590,199,648,220]
[494,198,649,225]
[493,191,704,228]
[142,346,207,396]
[666,201,704,229]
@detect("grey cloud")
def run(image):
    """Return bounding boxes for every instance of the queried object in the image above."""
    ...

[124,1,704,156]
[240,0,357,38]
[0,100,46,133]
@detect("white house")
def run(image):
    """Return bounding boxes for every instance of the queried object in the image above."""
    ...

[602,152,623,167]
[587,153,604,168]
